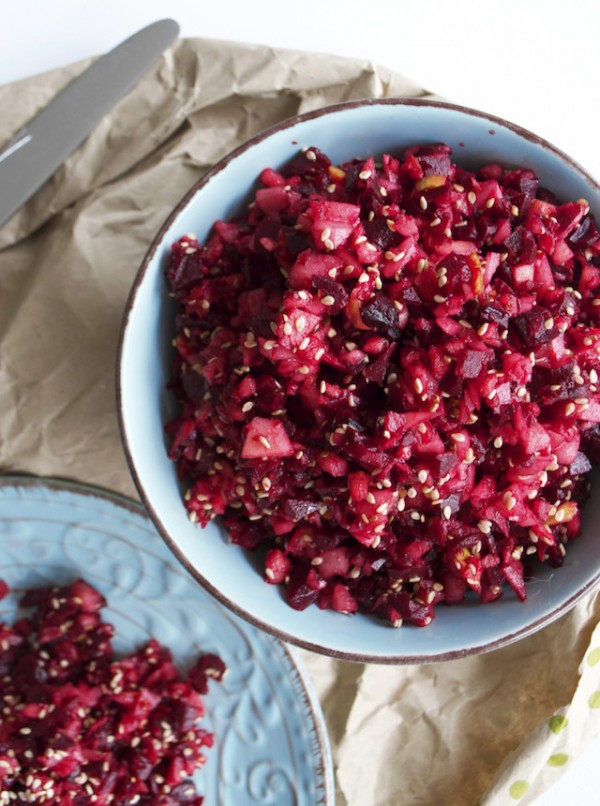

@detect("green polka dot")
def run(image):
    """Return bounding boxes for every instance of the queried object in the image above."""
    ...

[588,647,600,667]
[588,691,600,709]
[549,715,569,734]
[509,780,530,800]
[548,753,569,767]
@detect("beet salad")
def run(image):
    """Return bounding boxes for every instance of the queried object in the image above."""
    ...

[0,579,225,803]
[164,143,600,627]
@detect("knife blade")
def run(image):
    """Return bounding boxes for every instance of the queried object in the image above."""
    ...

[0,19,179,229]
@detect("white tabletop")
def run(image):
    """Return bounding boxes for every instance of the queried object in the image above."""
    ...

[1,1,598,803]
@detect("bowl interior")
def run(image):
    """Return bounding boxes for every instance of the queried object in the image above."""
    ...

[118,100,600,662]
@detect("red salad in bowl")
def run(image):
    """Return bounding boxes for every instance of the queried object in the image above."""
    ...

[163,141,600,628]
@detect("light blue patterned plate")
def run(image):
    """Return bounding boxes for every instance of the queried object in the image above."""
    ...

[0,477,334,806]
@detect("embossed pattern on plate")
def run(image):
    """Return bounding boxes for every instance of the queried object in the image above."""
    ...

[0,477,334,806]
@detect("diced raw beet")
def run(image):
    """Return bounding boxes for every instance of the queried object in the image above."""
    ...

[285,564,325,610]
[288,249,343,289]
[265,548,292,584]
[330,584,359,613]
[241,417,294,459]
[309,200,361,250]
[188,653,228,695]
[165,142,600,627]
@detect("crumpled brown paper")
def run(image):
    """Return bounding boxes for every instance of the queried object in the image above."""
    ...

[1,36,599,806]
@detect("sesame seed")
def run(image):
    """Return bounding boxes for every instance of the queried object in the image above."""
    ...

[478,520,492,534]
[258,436,271,449]
[493,436,503,448]
[419,196,428,210]
[443,506,452,519]
[467,191,476,204]
[359,169,372,180]
[414,378,424,394]
[388,250,406,263]
[430,217,441,227]
[565,402,576,416]
[554,508,566,523]
[305,149,316,161]
[451,432,466,443]
[417,469,428,483]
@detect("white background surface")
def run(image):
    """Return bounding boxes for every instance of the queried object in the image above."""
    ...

[1,1,599,803]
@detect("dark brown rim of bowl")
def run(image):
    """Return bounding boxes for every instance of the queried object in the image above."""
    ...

[0,474,335,805]
[116,97,600,665]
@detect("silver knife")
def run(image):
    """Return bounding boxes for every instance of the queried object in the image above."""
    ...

[0,19,179,229]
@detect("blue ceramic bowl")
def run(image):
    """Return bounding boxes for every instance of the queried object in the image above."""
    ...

[117,99,600,663]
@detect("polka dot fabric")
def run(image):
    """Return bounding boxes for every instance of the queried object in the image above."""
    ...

[479,616,600,804]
